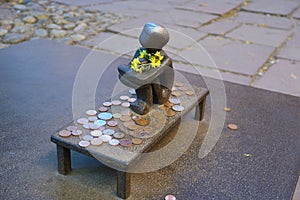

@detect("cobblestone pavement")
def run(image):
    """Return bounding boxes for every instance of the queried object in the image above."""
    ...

[1,0,299,97]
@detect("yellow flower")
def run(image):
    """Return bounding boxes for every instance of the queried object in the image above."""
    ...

[138,50,147,58]
[131,58,142,73]
[154,51,163,61]
[150,51,164,68]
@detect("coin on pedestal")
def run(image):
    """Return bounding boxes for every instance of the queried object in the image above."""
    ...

[103,101,112,107]
[120,95,129,100]
[66,126,77,132]
[86,110,97,116]
[132,138,143,145]
[119,139,132,147]
[111,100,122,106]
[79,140,90,148]
[100,135,112,142]
[109,139,120,146]
[59,130,71,137]
[185,91,194,96]
[172,105,184,112]
[77,118,89,125]
[113,132,125,139]
[94,120,106,126]
[98,106,108,112]
[90,130,102,137]
[113,113,122,119]
[103,129,115,135]
[128,98,136,103]
[91,138,103,146]
[98,112,113,120]
[72,130,83,136]
[82,134,93,141]
[88,116,98,122]
[107,120,118,127]
[165,109,176,117]
[121,102,130,108]
[169,98,180,105]
[120,115,132,122]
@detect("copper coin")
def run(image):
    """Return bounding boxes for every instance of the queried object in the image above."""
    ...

[90,130,102,137]
[134,118,150,126]
[120,95,129,100]
[103,101,112,107]
[132,138,143,145]
[171,91,182,97]
[120,115,132,122]
[77,118,89,125]
[107,120,118,127]
[128,98,136,103]
[59,130,71,137]
[164,101,174,107]
[100,135,112,142]
[109,139,120,146]
[123,121,135,128]
[224,107,231,112]
[72,130,83,136]
[169,98,180,105]
[113,132,125,139]
[79,140,90,148]
[66,126,77,132]
[119,139,132,147]
[113,113,122,118]
[175,82,183,87]
[158,105,168,110]
[185,91,194,96]
[86,109,97,116]
[121,102,130,108]
[90,138,103,146]
[178,86,188,91]
[128,124,138,131]
[82,134,93,141]
[88,116,98,122]
[128,89,136,95]
[228,123,238,130]
[172,105,184,112]
[111,100,122,106]
[98,106,108,112]
[165,109,176,117]
[165,194,176,200]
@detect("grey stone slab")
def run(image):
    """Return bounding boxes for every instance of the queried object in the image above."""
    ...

[174,62,251,85]
[277,26,300,61]
[53,0,115,6]
[176,0,245,15]
[230,11,295,30]
[293,8,300,19]
[80,32,116,47]
[253,59,300,97]
[227,24,291,47]
[293,175,300,200]
[177,36,275,75]
[198,19,240,35]
[242,0,298,15]
[0,38,299,199]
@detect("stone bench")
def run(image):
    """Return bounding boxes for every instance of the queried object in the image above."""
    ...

[51,85,209,199]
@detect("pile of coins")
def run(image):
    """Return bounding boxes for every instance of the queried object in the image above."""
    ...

[58,84,195,148]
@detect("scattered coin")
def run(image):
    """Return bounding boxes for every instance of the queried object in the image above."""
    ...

[224,107,231,112]
[88,116,98,122]
[132,138,143,145]
[98,106,108,112]
[90,138,103,146]
[165,109,176,117]
[111,100,122,106]
[120,95,129,100]
[107,120,118,127]
[228,123,238,130]
[164,101,174,107]
[175,82,183,87]
[90,123,101,130]
[121,102,130,108]
[165,194,176,200]
[172,105,184,112]
[113,113,122,118]
[79,140,90,148]
[119,139,132,147]
[143,126,153,132]
[59,130,71,137]
[158,105,168,110]
[185,91,194,96]
[113,132,125,139]
[103,101,112,107]
[120,115,132,122]
[178,86,188,91]
[127,124,139,131]
[171,86,177,91]
[99,126,106,131]
[90,130,102,137]
[94,120,106,126]
[128,89,136,95]
[100,135,112,142]
[98,112,113,120]
[138,131,151,138]
[66,126,77,132]
[86,109,97,116]
[171,91,182,97]
[169,98,180,105]
[72,130,83,136]
[82,134,93,141]
[103,129,115,135]
[123,121,135,128]
[83,123,90,129]
[128,98,136,103]
[109,139,120,146]
[152,110,164,120]
[77,118,89,125]
[134,117,150,126]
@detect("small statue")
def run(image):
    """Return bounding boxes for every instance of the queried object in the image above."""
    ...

[118,23,174,115]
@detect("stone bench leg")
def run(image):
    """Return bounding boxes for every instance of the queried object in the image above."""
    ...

[56,145,72,175]
[117,171,131,199]
[195,98,206,121]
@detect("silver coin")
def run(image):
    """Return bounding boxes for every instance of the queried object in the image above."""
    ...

[79,140,90,148]
[99,126,106,131]
[128,98,136,103]
[169,98,181,105]
[113,132,125,139]
[90,130,102,137]
[103,101,112,107]
[88,116,98,122]
[109,139,120,146]
[72,130,83,136]
[121,102,130,108]
[103,129,115,135]
[94,120,106,126]
[82,135,93,141]
[111,100,122,106]
[83,123,93,129]
[86,110,97,116]
[107,120,118,127]
[66,126,77,131]
[98,112,113,120]
[90,138,103,146]
[100,135,112,142]
[59,130,71,137]
[172,105,185,112]
[90,123,101,130]
[77,118,89,125]
[120,95,129,100]
[128,88,136,95]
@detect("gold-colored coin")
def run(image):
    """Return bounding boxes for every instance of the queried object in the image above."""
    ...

[132,138,143,145]
[228,123,238,130]
[158,105,168,110]
[175,82,183,87]
[120,115,132,122]
[143,126,153,132]
[171,91,182,97]
[224,107,231,112]
[164,101,174,107]
[134,117,150,126]
[165,109,176,117]
[185,91,194,96]
[123,121,135,128]
[128,124,139,130]
[178,86,188,91]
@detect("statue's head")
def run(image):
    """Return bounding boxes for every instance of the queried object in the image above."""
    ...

[139,23,169,50]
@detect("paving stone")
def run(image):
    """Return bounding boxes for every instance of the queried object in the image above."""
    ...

[198,20,240,35]
[227,24,291,47]
[242,0,298,16]
[293,8,300,19]
[176,0,245,15]
[174,62,251,85]
[0,29,8,37]
[2,33,29,44]
[177,36,275,75]
[230,11,295,30]
[80,32,117,47]
[253,60,300,97]
[34,28,48,37]
[50,29,67,38]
